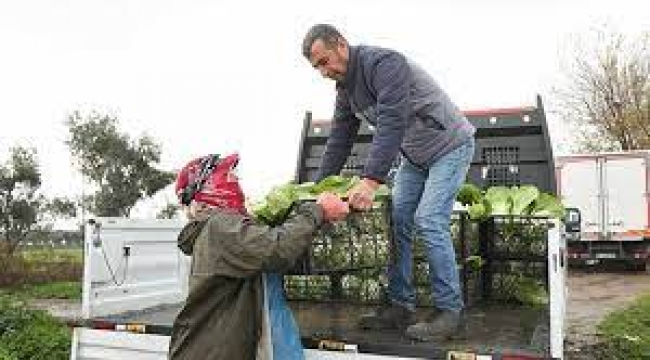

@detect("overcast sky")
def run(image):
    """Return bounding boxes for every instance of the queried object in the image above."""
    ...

[0,0,647,218]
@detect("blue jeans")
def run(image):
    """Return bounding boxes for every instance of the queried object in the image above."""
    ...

[388,139,474,313]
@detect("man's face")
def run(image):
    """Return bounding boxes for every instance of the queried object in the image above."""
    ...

[308,38,349,82]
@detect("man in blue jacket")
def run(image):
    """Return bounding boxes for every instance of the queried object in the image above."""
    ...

[302,24,476,341]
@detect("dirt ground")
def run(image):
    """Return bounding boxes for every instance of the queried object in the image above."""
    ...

[31,269,650,359]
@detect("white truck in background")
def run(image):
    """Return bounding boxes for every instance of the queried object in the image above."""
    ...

[556,151,650,270]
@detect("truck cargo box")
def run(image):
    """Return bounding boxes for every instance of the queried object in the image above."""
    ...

[556,151,650,268]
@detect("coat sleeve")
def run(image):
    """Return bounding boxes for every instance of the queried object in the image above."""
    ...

[209,202,323,278]
[315,87,361,182]
[363,51,412,182]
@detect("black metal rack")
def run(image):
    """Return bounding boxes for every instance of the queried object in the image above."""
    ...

[295,95,556,194]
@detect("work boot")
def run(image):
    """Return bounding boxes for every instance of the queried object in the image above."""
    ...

[358,304,416,331]
[405,310,464,342]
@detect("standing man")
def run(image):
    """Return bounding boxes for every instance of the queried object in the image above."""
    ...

[302,24,475,341]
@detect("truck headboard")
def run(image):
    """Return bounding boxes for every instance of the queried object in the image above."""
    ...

[295,95,556,194]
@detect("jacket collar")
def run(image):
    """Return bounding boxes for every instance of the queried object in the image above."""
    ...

[177,219,208,255]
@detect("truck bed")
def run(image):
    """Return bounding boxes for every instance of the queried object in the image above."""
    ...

[93,302,184,330]
[291,302,550,358]
[91,301,550,358]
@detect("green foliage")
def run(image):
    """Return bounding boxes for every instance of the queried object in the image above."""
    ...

[157,202,181,219]
[43,198,77,218]
[309,175,358,196]
[251,182,305,226]
[66,111,175,217]
[20,248,82,264]
[1,249,82,287]
[510,185,539,215]
[511,276,548,307]
[0,296,71,360]
[251,175,391,226]
[0,346,16,360]
[484,186,512,215]
[0,147,45,255]
[597,292,650,360]
[457,183,565,221]
[467,199,491,221]
[528,192,566,219]
[456,183,483,206]
[464,255,484,271]
[17,282,81,300]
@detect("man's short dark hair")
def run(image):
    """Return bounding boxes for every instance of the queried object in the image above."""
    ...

[302,24,347,59]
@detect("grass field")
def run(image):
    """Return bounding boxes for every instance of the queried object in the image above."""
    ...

[597,292,650,359]
[19,248,83,264]
[0,281,81,300]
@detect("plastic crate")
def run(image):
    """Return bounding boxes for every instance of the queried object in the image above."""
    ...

[285,201,391,303]
[285,200,553,308]
[477,216,552,304]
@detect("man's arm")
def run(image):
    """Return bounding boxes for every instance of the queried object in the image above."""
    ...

[348,51,412,210]
[363,51,412,182]
[315,88,361,181]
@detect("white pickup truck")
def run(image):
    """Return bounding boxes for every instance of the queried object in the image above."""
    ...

[70,99,570,359]
[69,213,568,360]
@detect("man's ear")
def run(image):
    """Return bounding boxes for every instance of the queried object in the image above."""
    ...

[336,39,349,59]
[337,39,347,50]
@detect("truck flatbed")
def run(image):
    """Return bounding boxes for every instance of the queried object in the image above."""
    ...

[90,300,550,358]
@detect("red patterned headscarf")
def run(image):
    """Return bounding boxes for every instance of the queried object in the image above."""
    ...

[175,153,246,214]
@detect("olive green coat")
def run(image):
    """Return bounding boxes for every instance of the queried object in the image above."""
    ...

[168,203,323,360]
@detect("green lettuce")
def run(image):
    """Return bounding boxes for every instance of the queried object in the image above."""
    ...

[457,183,565,220]
[511,185,540,215]
[484,186,512,215]
[250,182,301,225]
[467,199,491,221]
[457,183,483,206]
[309,175,358,196]
[527,192,566,219]
[512,276,549,307]
[251,175,390,225]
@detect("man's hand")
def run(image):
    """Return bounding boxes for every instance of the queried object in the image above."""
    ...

[317,192,350,222]
[347,178,380,210]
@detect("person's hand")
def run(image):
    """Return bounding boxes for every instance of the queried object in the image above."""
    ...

[347,178,380,210]
[317,192,350,222]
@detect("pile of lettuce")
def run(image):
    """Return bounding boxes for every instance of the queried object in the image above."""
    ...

[251,175,389,225]
[456,183,564,307]
[253,179,565,225]
[456,183,565,221]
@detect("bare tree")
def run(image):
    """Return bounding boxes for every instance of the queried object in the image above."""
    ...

[555,27,650,152]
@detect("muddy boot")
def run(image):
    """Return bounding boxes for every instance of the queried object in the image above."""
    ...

[405,310,464,341]
[358,304,415,331]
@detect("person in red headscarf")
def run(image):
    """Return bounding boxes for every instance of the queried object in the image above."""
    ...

[168,153,349,360]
